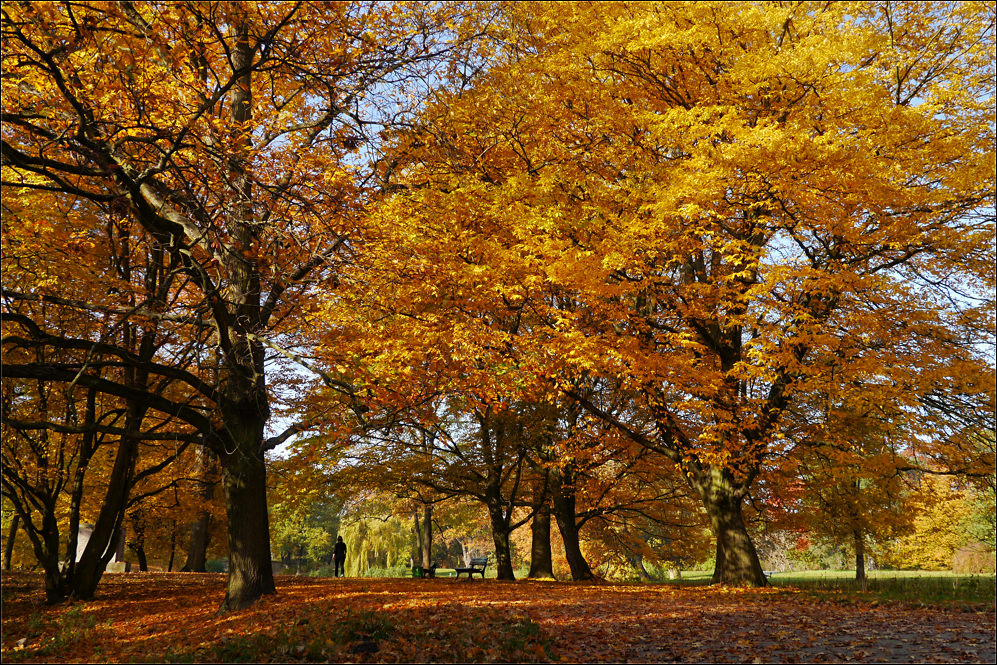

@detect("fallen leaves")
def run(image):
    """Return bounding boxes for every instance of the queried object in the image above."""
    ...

[1,573,994,663]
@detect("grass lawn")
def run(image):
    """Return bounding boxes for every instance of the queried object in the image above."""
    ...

[660,569,997,605]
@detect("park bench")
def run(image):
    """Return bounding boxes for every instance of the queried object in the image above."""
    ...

[454,555,490,580]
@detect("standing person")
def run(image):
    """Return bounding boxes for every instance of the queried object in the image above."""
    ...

[333,536,347,577]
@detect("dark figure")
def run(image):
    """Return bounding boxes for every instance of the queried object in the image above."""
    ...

[333,536,347,577]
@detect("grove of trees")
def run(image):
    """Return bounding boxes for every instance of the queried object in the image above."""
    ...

[2,0,994,609]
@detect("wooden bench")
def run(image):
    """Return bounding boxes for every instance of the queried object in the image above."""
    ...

[454,556,489,580]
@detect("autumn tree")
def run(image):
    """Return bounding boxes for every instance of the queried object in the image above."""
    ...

[2,186,199,600]
[2,1,491,608]
[360,0,996,586]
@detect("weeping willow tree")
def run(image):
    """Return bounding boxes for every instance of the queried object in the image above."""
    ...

[338,496,417,577]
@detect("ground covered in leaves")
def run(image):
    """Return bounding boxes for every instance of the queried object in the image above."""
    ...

[1,572,994,663]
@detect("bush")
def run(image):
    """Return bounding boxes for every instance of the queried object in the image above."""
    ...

[204,558,227,573]
[363,565,411,578]
[952,543,997,574]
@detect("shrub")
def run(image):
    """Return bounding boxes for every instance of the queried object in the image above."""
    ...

[952,543,997,574]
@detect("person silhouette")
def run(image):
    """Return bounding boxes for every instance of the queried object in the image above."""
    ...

[333,536,347,577]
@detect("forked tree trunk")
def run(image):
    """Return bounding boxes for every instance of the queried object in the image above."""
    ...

[627,552,652,580]
[528,503,555,579]
[486,504,516,580]
[691,468,766,586]
[550,468,594,581]
[72,432,139,599]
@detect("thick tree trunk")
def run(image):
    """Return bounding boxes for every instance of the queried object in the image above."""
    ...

[218,441,276,610]
[214,16,276,612]
[527,503,555,579]
[693,469,766,586]
[550,469,594,581]
[421,504,433,569]
[3,513,18,571]
[486,504,516,580]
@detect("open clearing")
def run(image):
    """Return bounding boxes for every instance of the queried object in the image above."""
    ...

[2,573,994,663]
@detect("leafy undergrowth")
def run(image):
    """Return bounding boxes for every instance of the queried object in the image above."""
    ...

[1,573,994,663]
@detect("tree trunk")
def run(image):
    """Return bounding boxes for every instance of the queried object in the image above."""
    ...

[412,511,423,567]
[72,432,139,599]
[693,469,766,586]
[35,501,68,604]
[853,528,866,584]
[627,552,652,580]
[213,16,277,610]
[167,525,177,572]
[528,503,555,579]
[182,513,211,572]
[421,504,433,569]
[129,513,148,572]
[486,504,515,580]
[218,442,276,610]
[3,513,18,571]
[182,446,216,572]
[550,469,594,581]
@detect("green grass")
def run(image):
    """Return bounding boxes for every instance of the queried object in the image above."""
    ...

[770,570,997,605]
[660,569,997,605]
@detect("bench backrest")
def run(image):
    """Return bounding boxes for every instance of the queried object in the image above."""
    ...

[469,556,489,566]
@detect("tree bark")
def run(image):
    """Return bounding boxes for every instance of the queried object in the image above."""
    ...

[214,15,277,611]
[39,502,67,604]
[421,504,433,569]
[182,513,211,572]
[550,467,594,581]
[853,528,866,583]
[692,468,766,586]
[167,525,177,572]
[182,446,216,572]
[3,513,19,571]
[129,512,148,572]
[527,503,555,579]
[412,510,423,567]
[218,439,276,610]
[486,503,516,580]
[71,432,139,599]
[627,552,652,580]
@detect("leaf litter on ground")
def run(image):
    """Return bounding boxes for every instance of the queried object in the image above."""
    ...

[1,572,994,663]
